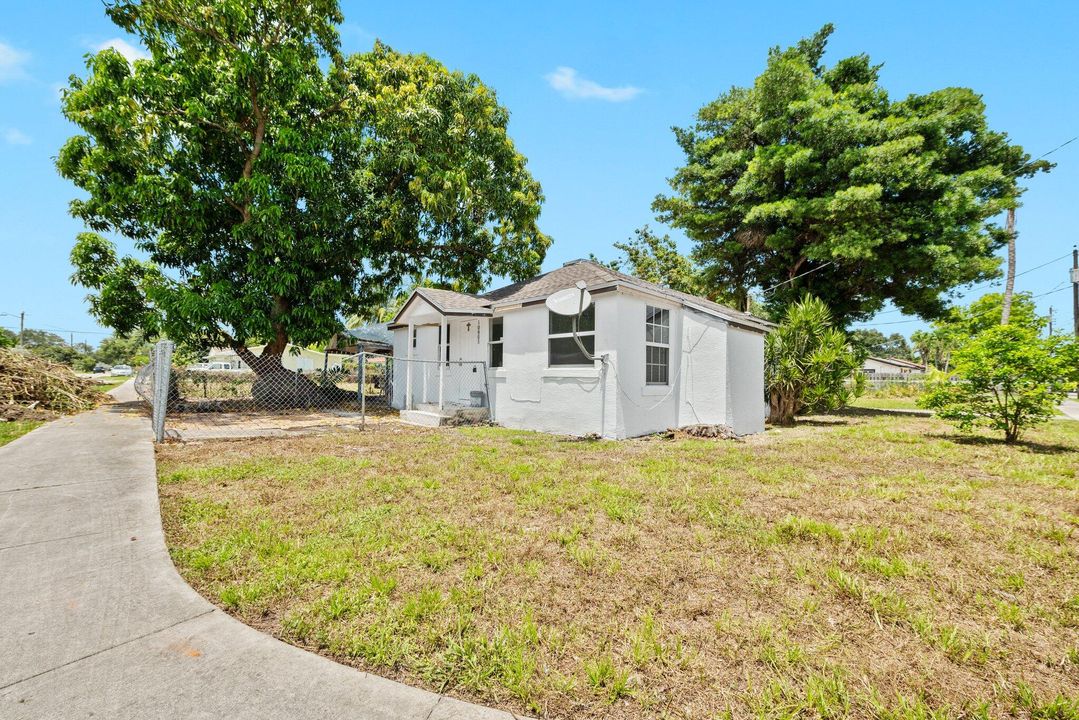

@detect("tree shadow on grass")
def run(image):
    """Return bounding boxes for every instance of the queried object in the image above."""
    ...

[832,407,932,419]
[925,432,1076,455]
[769,416,851,428]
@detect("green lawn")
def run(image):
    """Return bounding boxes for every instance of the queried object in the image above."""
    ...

[93,377,130,393]
[0,420,44,446]
[158,415,1079,719]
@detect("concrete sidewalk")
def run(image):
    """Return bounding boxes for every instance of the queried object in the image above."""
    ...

[0,382,516,719]
[1059,397,1079,421]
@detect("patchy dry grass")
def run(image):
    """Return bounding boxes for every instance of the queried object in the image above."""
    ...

[157,414,1079,719]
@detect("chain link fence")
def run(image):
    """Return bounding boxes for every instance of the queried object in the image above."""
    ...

[863,373,928,390]
[139,343,491,441]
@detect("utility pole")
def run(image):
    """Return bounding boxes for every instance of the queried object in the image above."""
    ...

[1001,208,1016,325]
[1048,306,1054,336]
[1072,245,1078,338]
[18,311,24,347]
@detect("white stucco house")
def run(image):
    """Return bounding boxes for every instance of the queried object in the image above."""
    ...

[862,356,926,375]
[387,259,773,439]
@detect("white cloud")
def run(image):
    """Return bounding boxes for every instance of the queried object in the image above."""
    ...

[545,66,641,102]
[0,41,30,83]
[95,38,149,63]
[2,127,31,145]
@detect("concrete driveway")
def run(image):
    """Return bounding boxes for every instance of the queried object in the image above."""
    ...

[0,382,515,719]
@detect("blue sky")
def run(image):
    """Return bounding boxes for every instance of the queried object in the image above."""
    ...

[1,1,1077,347]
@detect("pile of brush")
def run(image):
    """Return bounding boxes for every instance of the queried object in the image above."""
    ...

[0,348,102,417]
[679,423,740,440]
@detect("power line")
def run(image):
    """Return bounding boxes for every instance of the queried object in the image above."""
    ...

[872,252,1074,317]
[1004,136,1077,178]
[851,284,1071,327]
[761,261,834,294]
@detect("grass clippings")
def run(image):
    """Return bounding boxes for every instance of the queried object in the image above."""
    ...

[157,413,1079,719]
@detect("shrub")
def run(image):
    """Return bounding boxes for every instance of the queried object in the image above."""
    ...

[920,325,1078,443]
[766,296,865,425]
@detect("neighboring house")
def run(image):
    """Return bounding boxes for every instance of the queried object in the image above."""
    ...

[327,323,394,355]
[388,259,774,439]
[204,345,352,372]
[862,356,926,375]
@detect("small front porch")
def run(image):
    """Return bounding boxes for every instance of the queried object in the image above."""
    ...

[391,289,494,426]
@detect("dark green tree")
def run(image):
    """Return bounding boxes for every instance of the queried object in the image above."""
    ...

[848,329,912,360]
[19,329,67,350]
[58,0,548,395]
[654,24,1050,323]
[93,334,154,366]
[0,328,15,348]
[594,226,705,297]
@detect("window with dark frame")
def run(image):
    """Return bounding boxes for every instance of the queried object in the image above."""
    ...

[489,317,504,368]
[548,303,595,366]
[437,324,451,361]
[645,305,670,385]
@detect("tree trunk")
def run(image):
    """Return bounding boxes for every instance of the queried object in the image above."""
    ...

[768,390,799,426]
[234,344,350,408]
[1001,207,1016,325]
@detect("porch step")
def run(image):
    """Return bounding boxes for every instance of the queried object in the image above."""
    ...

[400,410,447,427]
[400,407,490,428]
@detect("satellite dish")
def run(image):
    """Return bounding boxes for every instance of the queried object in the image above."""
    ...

[545,286,592,316]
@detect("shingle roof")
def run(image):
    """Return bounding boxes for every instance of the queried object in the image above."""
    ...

[393,260,773,333]
[484,260,773,332]
[481,261,621,303]
[344,322,393,345]
[413,287,492,313]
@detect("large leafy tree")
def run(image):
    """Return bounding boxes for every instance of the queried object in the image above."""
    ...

[59,0,548,383]
[654,25,1050,323]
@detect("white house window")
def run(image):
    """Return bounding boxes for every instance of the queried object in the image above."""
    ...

[548,303,595,366]
[489,317,504,368]
[645,306,669,385]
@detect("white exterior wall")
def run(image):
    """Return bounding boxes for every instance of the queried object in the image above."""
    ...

[725,326,767,435]
[863,357,924,375]
[390,288,768,438]
[488,294,614,437]
[610,292,682,438]
[676,309,729,428]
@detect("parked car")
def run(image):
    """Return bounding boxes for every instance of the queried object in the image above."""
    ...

[93,363,110,373]
[110,364,134,377]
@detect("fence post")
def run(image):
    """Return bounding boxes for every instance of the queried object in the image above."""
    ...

[360,353,366,431]
[151,340,174,443]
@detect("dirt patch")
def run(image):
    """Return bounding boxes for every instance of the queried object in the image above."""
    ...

[0,403,59,422]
